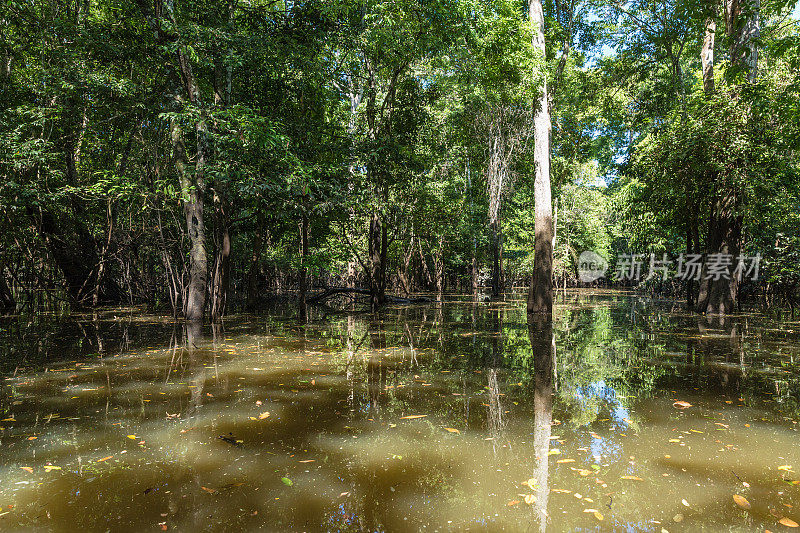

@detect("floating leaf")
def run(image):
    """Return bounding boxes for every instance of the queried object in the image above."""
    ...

[201,486,217,494]
[507,500,520,506]
[556,459,575,464]
[127,435,137,439]
[524,494,536,504]
[733,494,751,509]
[548,449,561,455]
[443,428,460,434]
[621,476,643,481]
[682,499,690,507]
[281,477,293,486]
[44,465,61,472]
[521,478,537,489]
[20,466,33,473]
[400,415,427,420]
[594,512,604,521]
[779,517,799,528]
[258,411,270,420]
[97,456,113,463]
[583,509,600,513]
[673,401,692,409]
[778,465,792,471]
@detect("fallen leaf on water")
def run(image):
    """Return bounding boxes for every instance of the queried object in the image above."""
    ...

[44,465,61,472]
[779,517,799,528]
[583,509,600,513]
[548,449,561,455]
[521,478,537,489]
[524,494,536,504]
[507,500,520,506]
[673,513,684,522]
[400,415,427,420]
[621,476,643,481]
[444,428,460,434]
[258,411,270,420]
[673,401,692,409]
[20,467,33,473]
[556,459,575,464]
[97,456,113,463]
[281,477,293,486]
[127,435,137,439]
[298,460,315,463]
[594,512,604,521]
[27,436,37,441]
[733,494,751,509]
[682,499,690,507]
[201,486,217,494]
[551,489,572,494]
[339,492,351,498]
[778,465,793,471]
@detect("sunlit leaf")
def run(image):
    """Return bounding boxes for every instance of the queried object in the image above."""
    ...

[281,477,293,486]
[201,486,217,494]
[524,494,536,504]
[621,476,643,481]
[672,401,692,409]
[97,456,114,462]
[733,494,751,509]
[779,517,799,527]
[400,415,427,419]
[20,466,33,473]
[443,428,460,434]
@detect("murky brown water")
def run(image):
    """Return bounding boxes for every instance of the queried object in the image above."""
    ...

[1,290,799,532]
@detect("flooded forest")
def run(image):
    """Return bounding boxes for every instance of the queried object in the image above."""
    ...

[2,0,800,531]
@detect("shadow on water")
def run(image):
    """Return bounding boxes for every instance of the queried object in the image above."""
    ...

[1,290,800,531]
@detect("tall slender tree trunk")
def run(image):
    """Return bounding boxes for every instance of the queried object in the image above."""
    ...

[527,0,554,317]
[298,205,309,321]
[210,189,230,322]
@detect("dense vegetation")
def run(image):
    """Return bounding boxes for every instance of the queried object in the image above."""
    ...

[1,0,799,320]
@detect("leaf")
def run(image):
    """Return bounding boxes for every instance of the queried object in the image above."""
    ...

[594,512,604,521]
[507,500,520,506]
[97,456,114,462]
[733,494,751,509]
[521,478,537,489]
[443,428,460,434]
[281,477,293,486]
[778,465,792,471]
[673,401,692,409]
[548,448,561,455]
[682,499,690,507]
[258,411,270,420]
[201,486,217,494]
[400,415,427,419]
[556,459,575,463]
[298,460,315,463]
[583,509,600,513]
[44,465,61,472]
[524,494,536,504]
[20,466,33,473]
[779,517,799,527]
[621,476,643,481]
[127,435,137,439]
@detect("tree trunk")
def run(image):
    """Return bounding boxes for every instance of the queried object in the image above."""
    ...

[490,220,503,297]
[527,0,554,317]
[170,117,207,323]
[298,206,309,321]
[246,214,266,310]
[0,262,14,312]
[701,3,716,95]
[368,213,385,309]
[210,189,231,322]
[697,191,742,314]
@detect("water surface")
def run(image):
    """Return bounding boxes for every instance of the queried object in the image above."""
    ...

[1,290,799,531]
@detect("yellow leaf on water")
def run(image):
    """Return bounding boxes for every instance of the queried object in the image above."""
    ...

[733,494,751,509]
[258,412,270,420]
[524,494,536,504]
[507,500,520,506]
[20,466,33,473]
[521,478,537,489]
[400,415,427,419]
[621,476,643,481]
[594,512,604,521]
[201,486,217,494]
[682,499,690,507]
[583,509,600,513]
[548,449,561,455]
[97,456,114,462]
[673,401,692,409]
[444,428,460,434]
[778,465,792,471]
[44,465,61,472]
[127,435,137,439]
[556,459,575,463]
[779,517,799,528]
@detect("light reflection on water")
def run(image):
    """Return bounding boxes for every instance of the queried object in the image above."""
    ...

[0,290,799,531]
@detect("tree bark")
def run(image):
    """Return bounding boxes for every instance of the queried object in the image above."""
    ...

[298,205,309,321]
[527,0,554,317]
[210,189,231,322]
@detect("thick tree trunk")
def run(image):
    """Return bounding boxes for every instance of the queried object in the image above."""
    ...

[368,213,386,309]
[697,191,742,314]
[701,4,716,95]
[246,219,266,310]
[527,0,554,317]
[0,262,14,312]
[170,117,207,323]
